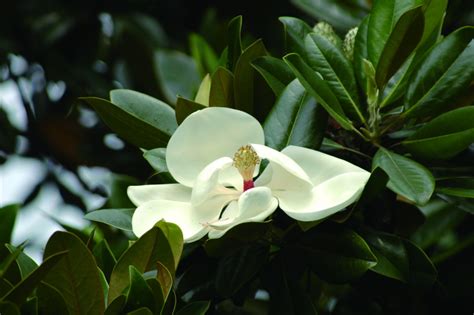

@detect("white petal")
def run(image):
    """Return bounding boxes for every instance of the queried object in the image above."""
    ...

[253,144,313,192]
[166,107,265,187]
[279,171,370,221]
[127,184,191,206]
[208,187,278,239]
[191,157,240,206]
[132,200,208,241]
[281,146,369,185]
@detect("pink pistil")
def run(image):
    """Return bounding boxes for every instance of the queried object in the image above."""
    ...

[243,180,254,191]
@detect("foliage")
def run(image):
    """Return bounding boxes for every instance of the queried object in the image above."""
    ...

[1,0,473,314]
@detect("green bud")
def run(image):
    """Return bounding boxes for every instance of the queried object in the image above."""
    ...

[312,22,343,49]
[343,27,358,61]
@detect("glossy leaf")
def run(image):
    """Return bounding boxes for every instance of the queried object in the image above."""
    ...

[42,232,105,315]
[209,67,234,107]
[156,261,172,303]
[37,282,69,315]
[92,239,117,280]
[105,295,126,315]
[300,226,377,283]
[81,95,174,150]
[5,245,37,279]
[264,79,327,151]
[374,6,424,87]
[1,251,67,306]
[175,97,206,125]
[353,15,370,94]
[403,106,474,160]
[124,266,156,313]
[0,301,20,315]
[436,178,474,199]
[233,39,268,114]
[252,56,295,96]
[404,26,474,118]
[194,74,211,105]
[227,15,243,71]
[284,53,353,130]
[305,33,364,122]
[355,167,389,208]
[175,301,210,315]
[0,204,18,245]
[85,208,134,231]
[279,17,312,56]
[154,50,201,104]
[372,148,435,205]
[189,33,219,76]
[420,0,448,45]
[143,148,168,173]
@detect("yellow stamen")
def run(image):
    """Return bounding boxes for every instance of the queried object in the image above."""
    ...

[233,145,260,182]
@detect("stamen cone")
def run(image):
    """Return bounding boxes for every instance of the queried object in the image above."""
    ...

[233,145,260,184]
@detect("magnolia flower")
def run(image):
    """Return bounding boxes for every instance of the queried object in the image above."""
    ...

[128,107,369,242]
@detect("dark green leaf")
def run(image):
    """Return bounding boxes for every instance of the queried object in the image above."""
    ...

[375,6,424,87]
[189,33,219,76]
[353,15,370,94]
[0,246,22,281]
[215,244,269,297]
[156,261,172,304]
[105,174,139,208]
[252,56,295,96]
[209,67,234,107]
[42,232,105,314]
[93,239,117,280]
[126,307,153,315]
[5,245,37,279]
[124,266,156,313]
[291,0,367,31]
[1,251,67,306]
[355,167,389,207]
[0,205,18,245]
[372,147,435,205]
[85,208,134,231]
[436,178,474,199]
[175,301,210,315]
[305,33,364,122]
[300,226,377,283]
[154,50,201,105]
[175,97,206,125]
[264,79,327,151]
[233,39,268,114]
[279,17,312,56]
[284,53,353,130]
[143,148,168,173]
[0,301,20,315]
[227,16,243,71]
[405,26,474,118]
[420,0,448,45]
[81,95,174,150]
[105,295,126,315]
[403,106,474,160]
[37,282,69,315]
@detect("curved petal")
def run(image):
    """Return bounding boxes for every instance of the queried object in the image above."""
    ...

[281,146,369,185]
[279,172,370,221]
[166,107,265,187]
[253,144,313,192]
[127,184,191,206]
[191,157,240,206]
[208,187,278,239]
[132,200,209,242]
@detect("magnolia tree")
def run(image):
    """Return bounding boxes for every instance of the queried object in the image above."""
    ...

[1,0,473,314]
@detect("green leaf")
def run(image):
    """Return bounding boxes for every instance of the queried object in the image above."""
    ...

[85,208,134,231]
[420,0,448,45]
[299,226,377,283]
[154,221,184,272]
[403,106,474,160]
[175,301,210,315]
[209,67,234,107]
[194,74,211,105]
[105,295,126,315]
[143,148,168,173]
[436,178,474,199]
[108,224,183,304]
[252,56,295,96]
[367,0,423,70]
[0,246,22,281]
[124,266,157,313]
[290,0,367,31]
[126,307,153,315]
[305,33,364,123]
[227,16,243,71]
[175,97,206,125]
[154,50,201,105]
[81,95,174,150]
[5,245,37,279]
[264,79,327,151]
[189,33,219,76]
[284,53,353,130]
[233,39,268,115]
[355,167,389,208]
[372,147,435,205]
[1,251,67,306]
[42,232,105,315]
[37,282,69,315]
[215,244,269,297]
[0,205,18,245]
[404,26,474,118]
[93,239,117,280]
[156,262,172,304]
[279,17,312,56]
[105,174,139,209]
[0,301,20,315]
[374,6,424,87]
[353,15,370,94]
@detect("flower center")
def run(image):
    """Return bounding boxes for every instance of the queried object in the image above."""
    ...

[233,145,260,191]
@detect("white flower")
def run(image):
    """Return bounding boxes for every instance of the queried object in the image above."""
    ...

[128,107,370,242]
